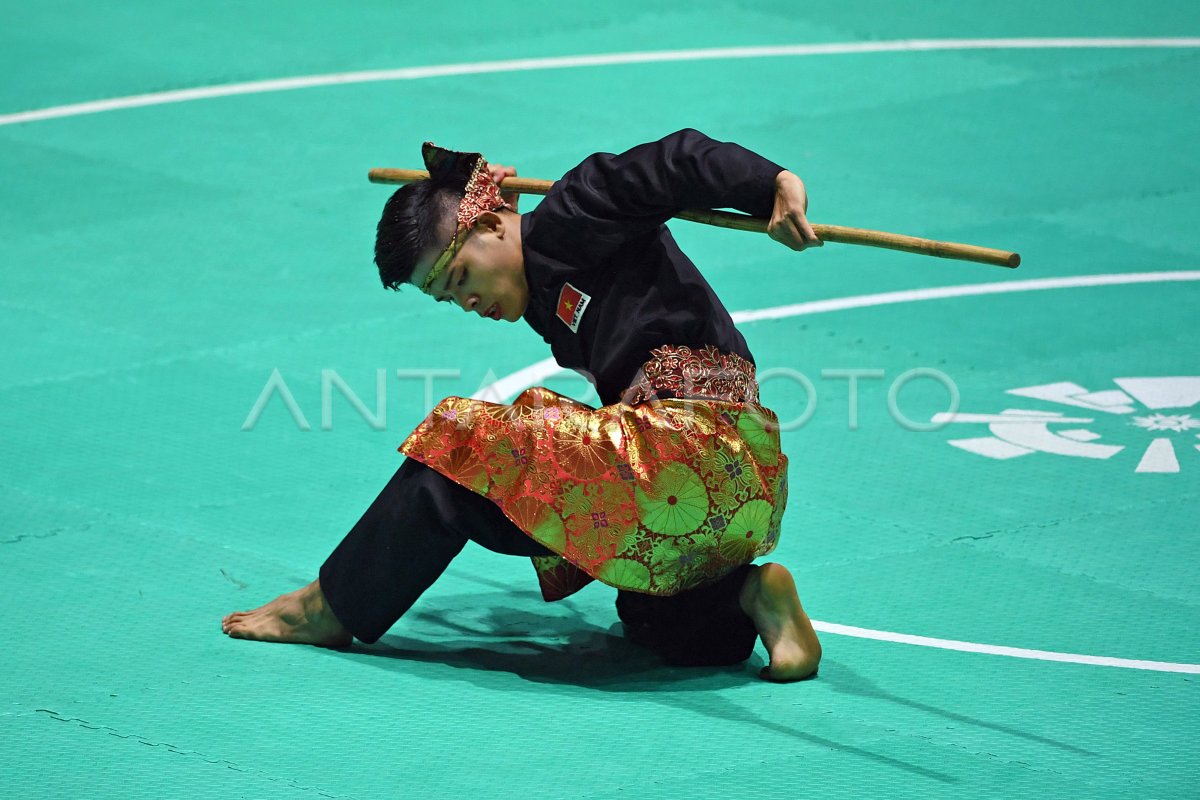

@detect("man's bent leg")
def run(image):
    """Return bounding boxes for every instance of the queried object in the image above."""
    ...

[319,458,551,644]
[615,564,757,667]
[615,563,822,680]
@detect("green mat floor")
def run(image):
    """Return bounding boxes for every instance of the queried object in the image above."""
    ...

[3,3,1198,797]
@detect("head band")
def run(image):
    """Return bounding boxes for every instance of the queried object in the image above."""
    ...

[418,143,512,295]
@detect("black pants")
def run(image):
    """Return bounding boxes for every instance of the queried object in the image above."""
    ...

[319,458,758,667]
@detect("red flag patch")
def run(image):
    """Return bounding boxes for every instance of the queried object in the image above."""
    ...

[555,282,591,333]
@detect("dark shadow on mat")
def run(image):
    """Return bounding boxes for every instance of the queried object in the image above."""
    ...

[650,689,959,784]
[327,576,762,691]
[336,611,755,691]
[314,576,961,784]
[817,658,1098,756]
[325,615,958,784]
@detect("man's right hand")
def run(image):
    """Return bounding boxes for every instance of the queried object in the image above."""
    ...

[768,171,822,252]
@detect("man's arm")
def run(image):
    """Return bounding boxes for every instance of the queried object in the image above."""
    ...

[547,128,821,250]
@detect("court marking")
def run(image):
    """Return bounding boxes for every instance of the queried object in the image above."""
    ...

[9,38,1196,672]
[3,37,1200,127]
[478,271,1200,401]
[815,622,1200,673]
[482,270,1200,673]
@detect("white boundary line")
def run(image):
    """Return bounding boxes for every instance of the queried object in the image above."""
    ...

[814,622,1200,673]
[482,270,1200,673]
[732,270,1200,321]
[3,37,1200,127]
[478,271,1200,400]
[9,37,1196,669]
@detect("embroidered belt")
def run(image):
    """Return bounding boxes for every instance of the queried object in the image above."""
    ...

[622,344,759,406]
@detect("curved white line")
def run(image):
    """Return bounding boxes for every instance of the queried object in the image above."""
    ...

[731,270,1200,322]
[3,37,1200,127]
[812,621,1200,673]
[474,358,562,401]
[476,358,566,401]
[481,269,1200,672]
[478,271,1200,400]
[12,37,1194,670]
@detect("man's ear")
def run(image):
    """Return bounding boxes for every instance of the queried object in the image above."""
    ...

[474,210,505,237]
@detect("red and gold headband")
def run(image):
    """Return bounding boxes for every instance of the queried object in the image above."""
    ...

[418,142,513,295]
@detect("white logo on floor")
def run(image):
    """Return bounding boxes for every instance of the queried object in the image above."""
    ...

[934,377,1200,474]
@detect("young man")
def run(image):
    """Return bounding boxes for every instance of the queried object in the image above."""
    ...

[222,129,823,681]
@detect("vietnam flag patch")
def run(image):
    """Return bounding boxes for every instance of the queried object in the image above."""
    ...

[555,282,591,333]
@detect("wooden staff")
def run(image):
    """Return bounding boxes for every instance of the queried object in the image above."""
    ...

[369,168,1020,269]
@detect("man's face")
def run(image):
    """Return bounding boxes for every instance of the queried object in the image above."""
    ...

[411,214,528,322]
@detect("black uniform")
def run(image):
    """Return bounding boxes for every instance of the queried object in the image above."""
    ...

[320,130,786,666]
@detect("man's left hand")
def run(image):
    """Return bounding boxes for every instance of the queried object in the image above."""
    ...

[488,163,520,211]
[768,171,822,252]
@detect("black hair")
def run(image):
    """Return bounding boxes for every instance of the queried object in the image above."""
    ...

[374,179,463,291]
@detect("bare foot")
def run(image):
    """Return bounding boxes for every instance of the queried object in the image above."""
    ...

[739,563,821,682]
[221,579,352,648]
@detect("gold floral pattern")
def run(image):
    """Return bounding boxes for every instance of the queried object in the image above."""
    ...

[719,499,774,563]
[736,409,780,467]
[400,350,788,600]
[623,344,758,406]
[504,495,566,552]
[635,463,710,537]
[553,415,613,480]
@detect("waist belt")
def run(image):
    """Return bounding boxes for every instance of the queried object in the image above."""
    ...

[622,344,759,406]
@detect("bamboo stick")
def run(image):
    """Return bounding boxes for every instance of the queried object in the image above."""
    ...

[368,168,1020,269]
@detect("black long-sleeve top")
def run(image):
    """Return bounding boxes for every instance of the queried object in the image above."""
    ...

[519,129,786,406]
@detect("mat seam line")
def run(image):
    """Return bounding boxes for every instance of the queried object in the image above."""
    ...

[33,708,359,798]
